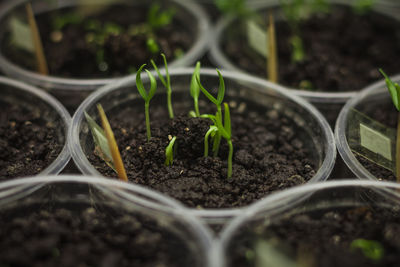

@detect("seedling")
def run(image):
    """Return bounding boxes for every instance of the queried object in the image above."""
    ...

[350,238,384,261]
[189,62,201,117]
[215,103,233,178]
[136,64,157,142]
[97,104,128,181]
[204,124,218,158]
[151,53,174,119]
[379,69,400,182]
[165,135,177,166]
[147,3,175,30]
[197,69,225,156]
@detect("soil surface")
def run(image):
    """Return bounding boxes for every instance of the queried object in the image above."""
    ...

[3,4,193,78]
[89,97,317,209]
[223,5,400,92]
[352,104,397,181]
[0,207,194,267]
[228,206,400,267]
[0,101,62,179]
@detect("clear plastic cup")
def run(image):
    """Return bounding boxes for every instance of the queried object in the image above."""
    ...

[0,0,210,110]
[0,76,71,177]
[217,180,400,267]
[335,74,400,180]
[0,175,214,266]
[68,68,336,226]
[209,0,399,126]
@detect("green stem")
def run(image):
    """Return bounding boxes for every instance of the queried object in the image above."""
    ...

[167,89,173,119]
[227,140,233,179]
[212,132,222,157]
[145,101,151,141]
[194,99,200,117]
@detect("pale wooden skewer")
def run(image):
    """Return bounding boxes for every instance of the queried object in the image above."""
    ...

[267,12,278,83]
[25,3,48,75]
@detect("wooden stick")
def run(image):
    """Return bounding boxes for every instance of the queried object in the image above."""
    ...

[267,12,278,83]
[396,113,400,182]
[25,3,48,75]
[97,104,128,182]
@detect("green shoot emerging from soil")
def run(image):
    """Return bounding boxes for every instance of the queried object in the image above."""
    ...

[215,103,233,178]
[197,69,226,156]
[165,135,177,166]
[204,124,218,158]
[350,239,384,261]
[147,3,175,30]
[151,53,174,119]
[190,62,201,117]
[136,64,157,142]
[379,68,400,182]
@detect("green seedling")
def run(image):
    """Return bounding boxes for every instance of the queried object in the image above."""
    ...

[84,112,115,171]
[204,124,218,157]
[214,0,251,18]
[215,103,233,178]
[350,238,384,261]
[379,69,400,182]
[197,69,226,156]
[353,0,375,14]
[136,64,157,142]
[147,3,175,30]
[52,12,83,31]
[151,53,174,118]
[165,135,177,166]
[189,61,201,117]
[97,104,128,181]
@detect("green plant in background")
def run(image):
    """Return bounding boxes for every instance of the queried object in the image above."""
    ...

[353,0,375,14]
[136,64,157,142]
[214,0,252,18]
[164,135,177,166]
[379,68,400,182]
[147,3,175,30]
[151,53,174,119]
[189,62,202,117]
[350,238,384,261]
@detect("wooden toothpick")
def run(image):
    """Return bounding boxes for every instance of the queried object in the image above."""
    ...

[25,3,48,75]
[97,104,128,182]
[267,12,278,83]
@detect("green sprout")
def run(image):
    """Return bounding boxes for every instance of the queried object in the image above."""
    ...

[214,0,251,19]
[165,135,177,166]
[197,69,226,157]
[353,0,375,15]
[215,103,233,179]
[147,3,176,30]
[204,124,218,157]
[379,68,400,182]
[147,38,160,54]
[151,53,174,118]
[136,64,157,142]
[189,62,201,117]
[350,239,384,261]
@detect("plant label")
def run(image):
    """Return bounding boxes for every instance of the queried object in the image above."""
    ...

[347,109,396,172]
[247,20,268,58]
[10,16,34,53]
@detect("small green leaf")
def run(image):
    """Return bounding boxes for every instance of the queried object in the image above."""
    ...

[136,64,149,100]
[197,76,218,106]
[379,68,400,111]
[215,110,230,140]
[165,136,177,166]
[190,62,201,99]
[223,103,231,136]
[350,238,384,261]
[84,112,115,171]
[216,69,226,105]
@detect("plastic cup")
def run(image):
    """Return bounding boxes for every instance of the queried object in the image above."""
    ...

[209,0,399,126]
[217,180,400,267]
[335,74,400,180]
[0,76,70,177]
[69,68,336,226]
[0,0,211,111]
[0,175,215,267]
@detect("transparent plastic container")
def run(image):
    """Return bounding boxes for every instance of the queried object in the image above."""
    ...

[69,68,336,225]
[209,0,399,125]
[216,180,400,267]
[335,74,400,180]
[0,0,210,110]
[0,76,70,177]
[0,175,214,266]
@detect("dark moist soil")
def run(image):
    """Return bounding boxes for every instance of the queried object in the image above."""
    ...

[3,4,193,78]
[229,206,400,267]
[223,5,400,92]
[0,101,62,179]
[353,104,397,181]
[0,207,194,267]
[89,99,317,209]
